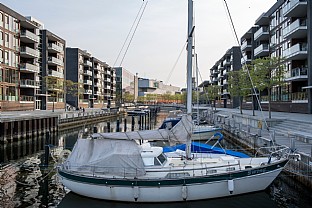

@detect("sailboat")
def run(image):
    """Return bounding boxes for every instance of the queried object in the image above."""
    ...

[159,110,222,141]
[58,0,289,202]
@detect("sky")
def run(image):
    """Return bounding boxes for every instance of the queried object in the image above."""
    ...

[2,0,277,88]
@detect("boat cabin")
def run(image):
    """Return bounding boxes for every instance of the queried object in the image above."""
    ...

[140,143,167,166]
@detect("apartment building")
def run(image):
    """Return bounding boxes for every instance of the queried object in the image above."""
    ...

[0,4,42,111]
[115,67,138,105]
[239,0,311,113]
[206,0,311,113]
[40,29,66,110]
[66,48,115,109]
[209,46,241,108]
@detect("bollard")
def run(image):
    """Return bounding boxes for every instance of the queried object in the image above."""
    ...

[138,116,141,130]
[290,137,295,152]
[227,119,231,131]
[124,118,127,132]
[116,120,120,132]
[44,131,50,167]
[107,122,111,133]
[131,116,135,131]
[272,130,276,142]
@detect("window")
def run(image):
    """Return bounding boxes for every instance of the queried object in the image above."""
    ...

[5,15,9,24]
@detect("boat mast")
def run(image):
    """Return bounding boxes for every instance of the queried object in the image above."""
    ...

[186,0,193,159]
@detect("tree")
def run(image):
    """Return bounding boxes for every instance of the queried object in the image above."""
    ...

[250,57,286,119]
[43,76,63,112]
[43,76,83,111]
[206,85,221,111]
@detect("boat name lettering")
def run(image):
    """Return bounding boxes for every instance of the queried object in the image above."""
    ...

[248,168,266,175]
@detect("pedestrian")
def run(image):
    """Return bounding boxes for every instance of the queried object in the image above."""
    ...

[83,107,85,114]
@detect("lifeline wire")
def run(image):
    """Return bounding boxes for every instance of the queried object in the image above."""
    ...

[113,1,146,66]
[119,1,149,66]
[222,0,274,142]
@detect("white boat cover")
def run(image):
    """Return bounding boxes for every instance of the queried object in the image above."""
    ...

[92,115,193,145]
[64,115,192,177]
[65,139,146,177]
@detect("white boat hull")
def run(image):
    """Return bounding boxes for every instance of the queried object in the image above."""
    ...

[58,160,286,202]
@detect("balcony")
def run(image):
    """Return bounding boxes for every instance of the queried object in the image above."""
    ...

[83,70,92,76]
[254,44,269,57]
[48,43,63,53]
[83,80,93,85]
[84,60,92,67]
[241,40,252,51]
[94,65,101,71]
[20,30,39,43]
[283,19,307,39]
[223,59,231,66]
[20,79,39,88]
[20,46,40,58]
[20,63,40,73]
[48,69,64,78]
[20,95,34,102]
[241,54,252,64]
[48,56,64,66]
[283,43,307,60]
[283,0,307,17]
[84,89,92,94]
[285,67,308,81]
[254,26,270,41]
[94,74,102,79]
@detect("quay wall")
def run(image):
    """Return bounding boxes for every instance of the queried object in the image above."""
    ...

[207,112,312,189]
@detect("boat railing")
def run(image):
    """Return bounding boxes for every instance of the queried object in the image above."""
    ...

[60,161,245,179]
[255,145,290,158]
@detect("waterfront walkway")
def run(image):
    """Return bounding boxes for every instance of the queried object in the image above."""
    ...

[0,108,104,122]
[212,108,312,157]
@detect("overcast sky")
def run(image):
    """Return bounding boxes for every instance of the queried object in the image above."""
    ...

[2,0,277,88]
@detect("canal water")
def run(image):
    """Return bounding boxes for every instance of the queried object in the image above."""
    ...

[1,112,312,208]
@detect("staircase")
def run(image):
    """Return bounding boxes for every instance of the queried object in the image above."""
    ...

[270,120,312,144]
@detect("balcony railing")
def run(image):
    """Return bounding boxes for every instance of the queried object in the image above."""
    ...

[241,40,251,51]
[83,80,93,85]
[48,56,64,66]
[49,69,64,78]
[84,60,92,67]
[285,67,308,81]
[283,0,307,17]
[83,70,92,76]
[291,92,307,101]
[20,63,40,73]
[84,90,92,94]
[48,43,63,53]
[20,30,40,43]
[283,43,307,59]
[254,26,269,41]
[20,79,39,88]
[20,46,40,58]
[283,19,307,38]
[20,95,34,102]
[254,44,269,57]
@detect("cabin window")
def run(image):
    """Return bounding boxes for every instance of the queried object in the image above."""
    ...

[157,153,166,164]
[206,169,217,174]
[154,153,166,166]
[226,167,235,172]
[165,172,190,179]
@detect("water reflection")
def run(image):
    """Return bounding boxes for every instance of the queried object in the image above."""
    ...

[2,113,312,208]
